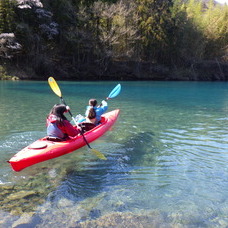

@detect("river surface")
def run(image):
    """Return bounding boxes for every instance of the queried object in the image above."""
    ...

[0,81,227,227]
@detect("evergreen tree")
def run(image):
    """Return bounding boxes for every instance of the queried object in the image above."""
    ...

[135,0,174,64]
[0,0,16,33]
[174,0,206,63]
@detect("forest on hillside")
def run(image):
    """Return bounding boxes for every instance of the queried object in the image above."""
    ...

[0,0,228,81]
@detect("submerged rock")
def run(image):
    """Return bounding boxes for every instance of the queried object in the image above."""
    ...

[75,211,166,228]
[7,190,38,201]
[12,212,34,228]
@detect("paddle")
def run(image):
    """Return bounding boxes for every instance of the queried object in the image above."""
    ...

[99,83,121,106]
[48,77,107,160]
[107,84,121,100]
[48,77,74,118]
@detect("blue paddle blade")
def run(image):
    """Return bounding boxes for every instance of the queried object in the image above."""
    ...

[108,84,121,99]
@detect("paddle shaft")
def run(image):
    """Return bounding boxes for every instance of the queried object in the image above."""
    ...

[59,97,77,125]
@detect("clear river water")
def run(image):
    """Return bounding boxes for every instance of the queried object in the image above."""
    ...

[0,80,227,227]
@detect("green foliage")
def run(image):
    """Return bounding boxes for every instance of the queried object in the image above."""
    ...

[0,65,18,80]
[169,0,206,64]
[200,1,228,58]
[178,0,228,61]
[0,0,16,33]
[135,0,175,64]
[83,1,139,59]
[2,0,228,79]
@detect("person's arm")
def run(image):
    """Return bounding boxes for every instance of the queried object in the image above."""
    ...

[95,101,108,123]
[100,100,108,113]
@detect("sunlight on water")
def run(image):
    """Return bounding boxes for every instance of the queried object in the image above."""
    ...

[0,81,228,227]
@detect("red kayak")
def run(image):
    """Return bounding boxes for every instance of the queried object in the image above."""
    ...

[9,109,120,172]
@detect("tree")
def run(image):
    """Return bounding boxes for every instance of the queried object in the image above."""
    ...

[202,0,228,58]
[0,0,16,33]
[88,1,139,58]
[135,0,175,64]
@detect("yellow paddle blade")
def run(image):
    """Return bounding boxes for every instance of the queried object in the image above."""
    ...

[48,77,62,98]
[91,148,107,160]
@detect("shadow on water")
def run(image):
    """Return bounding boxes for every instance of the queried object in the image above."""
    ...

[122,131,159,165]
[47,130,159,203]
[49,168,108,202]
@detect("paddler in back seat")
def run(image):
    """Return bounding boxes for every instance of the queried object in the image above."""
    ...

[46,104,80,141]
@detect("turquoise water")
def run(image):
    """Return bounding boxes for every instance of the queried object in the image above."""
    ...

[0,81,228,227]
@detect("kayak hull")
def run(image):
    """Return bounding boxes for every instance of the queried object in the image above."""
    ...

[9,109,120,172]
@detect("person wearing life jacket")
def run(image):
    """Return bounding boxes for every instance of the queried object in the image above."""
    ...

[46,104,80,141]
[77,99,108,132]
[85,98,108,125]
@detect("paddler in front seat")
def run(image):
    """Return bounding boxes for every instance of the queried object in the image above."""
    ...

[85,99,108,125]
[46,104,80,141]
[77,98,108,131]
